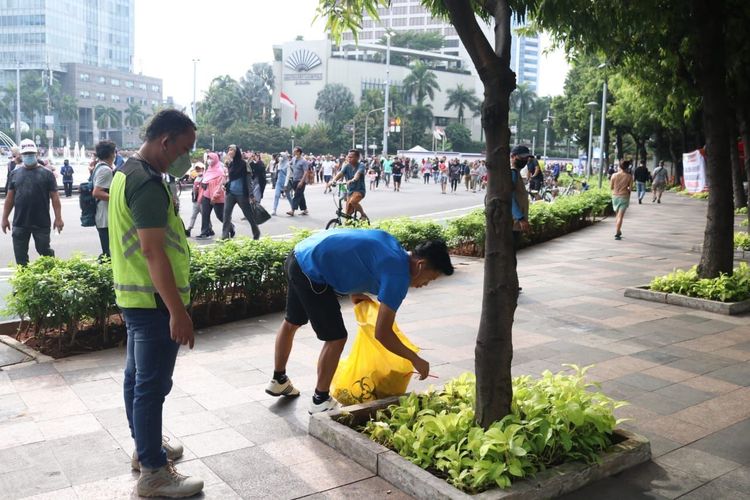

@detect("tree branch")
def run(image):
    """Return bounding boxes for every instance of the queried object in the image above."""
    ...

[442,0,500,80]
[494,0,512,63]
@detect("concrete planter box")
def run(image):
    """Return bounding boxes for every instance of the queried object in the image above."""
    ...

[310,397,651,500]
[625,285,750,315]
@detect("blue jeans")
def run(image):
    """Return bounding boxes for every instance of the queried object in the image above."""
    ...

[636,181,646,201]
[122,308,180,469]
[273,171,292,214]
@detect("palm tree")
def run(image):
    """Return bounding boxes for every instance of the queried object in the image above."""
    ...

[510,82,536,145]
[445,84,481,124]
[55,95,78,139]
[408,103,434,147]
[403,61,440,106]
[95,106,121,140]
[124,103,146,128]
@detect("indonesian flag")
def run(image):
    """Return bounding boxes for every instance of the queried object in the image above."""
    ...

[280,91,298,121]
[433,126,445,140]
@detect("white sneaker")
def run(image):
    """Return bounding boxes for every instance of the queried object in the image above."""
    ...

[137,462,203,498]
[265,377,301,397]
[131,436,184,471]
[309,396,340,414]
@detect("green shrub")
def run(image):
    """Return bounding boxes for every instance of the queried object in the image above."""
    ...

[736,232,750,251]
[371,218,445,250]
[363,367,625,493]
[444,209,486,250]
[736,207,748,215]
[649,263,750,302]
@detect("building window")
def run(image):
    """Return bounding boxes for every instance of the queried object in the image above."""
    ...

[444,39,459,48]
[111,95,120,102]
[98,76,106,84]
[392,18,407,27]
[444,27,457,36]
[125,81,134,88]
[392,6,407,14]
[151,100,159,106]
[140,98,148,105]
[151,85,160,92]
[96,92,105,101]
[79,73,90,81]
[435,116,450,126]
[410,5,426,14]
[138,83,147,90]
[79,91,90,98]
[111,78,120,86]
[409,17,425,26]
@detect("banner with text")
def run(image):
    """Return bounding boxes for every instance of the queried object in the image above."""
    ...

[683,149,708,193]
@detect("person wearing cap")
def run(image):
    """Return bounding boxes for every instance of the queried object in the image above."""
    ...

[510,145,531,244]
[2,139,63,266]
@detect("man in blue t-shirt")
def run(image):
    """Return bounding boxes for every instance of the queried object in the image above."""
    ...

[328,149,368,221]
[266,229,454,413]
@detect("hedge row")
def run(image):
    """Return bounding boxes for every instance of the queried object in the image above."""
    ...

[4,190,612,355]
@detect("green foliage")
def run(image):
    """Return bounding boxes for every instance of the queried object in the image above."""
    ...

[363,368,625,493]
[649,263,750,302]
[736,207,748,215]
[525,189,612,241]
[5,256,115,343]
[371,218,445,251]
[444,209,486,250]
[444,123,473,152]
[445,85,481,125]
[734,232,750,251]
[403,61,441,106]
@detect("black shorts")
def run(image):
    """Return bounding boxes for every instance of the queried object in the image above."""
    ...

[284,252,348,342]
[529,178,543,191]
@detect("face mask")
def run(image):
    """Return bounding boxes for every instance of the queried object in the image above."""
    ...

[22,155,37,167]
[167,153,191,178]
[514,158,528,170]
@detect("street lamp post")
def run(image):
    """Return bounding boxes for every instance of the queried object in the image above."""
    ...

[191,58,199,151]
[291,134,295,151]
[211,133,215,151]
[365,107,385,158]
[598,75,608,188]
[542,109,552,160]
[564,128,570,158]
[15,61,21,144]
[382,25,392,157]
[531,129,537,156]
[586,101,597,178]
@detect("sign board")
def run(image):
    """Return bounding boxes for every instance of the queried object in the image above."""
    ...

[45,130,54,139]
[44,115,54,125]
[683,149,708,193]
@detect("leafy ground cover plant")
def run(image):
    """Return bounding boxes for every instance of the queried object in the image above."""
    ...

[736,207,748,215]
[371,218,445,250]
[649,262,750,302]
[362,367,626,493]
[735,232,750,251]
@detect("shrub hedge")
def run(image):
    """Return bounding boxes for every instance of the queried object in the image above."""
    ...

[4,191,612,355]
[649,262,750,302]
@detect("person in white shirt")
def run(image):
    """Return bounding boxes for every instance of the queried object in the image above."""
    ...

[322,155,335,193]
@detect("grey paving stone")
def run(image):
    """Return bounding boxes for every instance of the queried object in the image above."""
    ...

[5,362,57,380]
[558,475,670,499]
[630,349,685,365]
[48,430,130,485]
[234,417,306,445]
[614,461,705,499]
[651,384,714,407]
[711,465,750,493]
[615,373,674,391]
[0,393,26,423]
[678,480,747,499]
[0,462,70,499]
[0,342,30,367]
[628,392,696,416]
[655,446,741,482]
[665,354,739,375]
[302,476,412,500]
[706,363,750,386]
[690,419,750,465]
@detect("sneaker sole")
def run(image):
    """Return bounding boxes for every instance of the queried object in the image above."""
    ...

[264,388,301,398]
[137,486,204,498]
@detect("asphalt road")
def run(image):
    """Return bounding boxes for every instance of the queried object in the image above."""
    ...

[0,177,485,317]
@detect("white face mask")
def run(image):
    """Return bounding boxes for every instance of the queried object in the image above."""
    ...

[167,153,191,178]
[22,155,37,167]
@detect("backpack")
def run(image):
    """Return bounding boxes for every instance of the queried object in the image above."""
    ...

[79,164,104,227]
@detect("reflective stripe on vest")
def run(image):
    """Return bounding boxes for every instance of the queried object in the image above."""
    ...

[109,167,191,309]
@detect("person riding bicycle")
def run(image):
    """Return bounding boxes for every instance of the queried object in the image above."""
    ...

[328,149,368,221]
[526,155,544,200]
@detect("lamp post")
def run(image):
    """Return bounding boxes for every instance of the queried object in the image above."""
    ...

[15,61,21,144]
[365,107,384,159]
[542,109,553,160]
[382,26,392,157]
[564,128,570,158]
[597,64,608,188]
[211,133,215,151]
[531,129,537,155]
[586,101,598,178]
[191,58,200,151]
[291,133,295,151]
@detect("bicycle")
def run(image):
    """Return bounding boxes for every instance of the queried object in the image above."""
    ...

[325,182,370,229]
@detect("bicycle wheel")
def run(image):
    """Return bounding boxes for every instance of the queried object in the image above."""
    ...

[326,218,341,230]
[542,191,554,202]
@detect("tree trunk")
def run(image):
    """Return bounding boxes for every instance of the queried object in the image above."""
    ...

[693,0,734,278]
[729,114,747,209]
[740,112,750,227]
[615,129,624,161]
[443,0,516,428]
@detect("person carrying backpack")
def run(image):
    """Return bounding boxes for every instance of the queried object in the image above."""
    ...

[92,141,116,259]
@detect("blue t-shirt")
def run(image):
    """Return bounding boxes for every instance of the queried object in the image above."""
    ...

[229,178,244,196]
[294,229,410,311]
[342,162,366,195]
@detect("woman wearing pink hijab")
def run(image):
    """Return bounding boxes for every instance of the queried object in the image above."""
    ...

[196,152,233,239]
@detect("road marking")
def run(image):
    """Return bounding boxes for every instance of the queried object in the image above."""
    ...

[411,204,484,219]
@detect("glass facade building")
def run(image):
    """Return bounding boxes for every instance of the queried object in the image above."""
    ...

[0,0,134,72]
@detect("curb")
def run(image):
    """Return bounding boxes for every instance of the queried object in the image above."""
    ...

[624,285,750,315]
[0,334,53,366]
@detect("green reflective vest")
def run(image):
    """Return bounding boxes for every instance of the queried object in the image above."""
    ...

[108,164,190,309]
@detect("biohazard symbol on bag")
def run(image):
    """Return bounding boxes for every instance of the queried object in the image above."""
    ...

[331,300,419,406]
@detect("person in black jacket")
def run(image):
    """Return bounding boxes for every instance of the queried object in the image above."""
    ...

[633,160,652,204]
[249,152,267,200]
[222,146,260,240]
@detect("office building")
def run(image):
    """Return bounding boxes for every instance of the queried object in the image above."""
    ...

[0,0,162,147]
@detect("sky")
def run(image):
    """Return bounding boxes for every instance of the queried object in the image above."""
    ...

[133,0,568,109]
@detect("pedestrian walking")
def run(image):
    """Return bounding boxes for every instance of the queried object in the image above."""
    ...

[92,140,116,259]
[196,153,229,239]
[1,139,63,266]
[249,152,267,201]
[223,147,260,239]
[109,109,203,497]
[449,160,461,193]
[184,163,205,236]
[611,160,633,240]
[272,152,293,216]
[60,159,74,197]
[651,160,668,203]
[392,157,403,192]
[287,146,310,216]
[633,160,651,204]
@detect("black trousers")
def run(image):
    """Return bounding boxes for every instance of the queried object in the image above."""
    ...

[97,227,110,258]
[291,180,307,211]
[199,197,223,236]
[223,192,260,239]
[12,226,54,266]
[63,182,73,197]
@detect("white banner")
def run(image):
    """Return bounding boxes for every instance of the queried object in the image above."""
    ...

[683,149,707,193]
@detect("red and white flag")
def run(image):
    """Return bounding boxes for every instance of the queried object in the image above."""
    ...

[280,91,298,121]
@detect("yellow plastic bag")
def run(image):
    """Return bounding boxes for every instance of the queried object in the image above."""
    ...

[331,300,419,406]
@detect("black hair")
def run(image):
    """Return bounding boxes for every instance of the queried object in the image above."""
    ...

[230,146,245,170]
[413,240,454,276]
[95,140,116,161]
[348,149,361,159]
[144,109,196,142]
[293,146,302,154]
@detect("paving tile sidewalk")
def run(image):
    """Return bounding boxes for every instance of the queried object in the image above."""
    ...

[1,192,748,499]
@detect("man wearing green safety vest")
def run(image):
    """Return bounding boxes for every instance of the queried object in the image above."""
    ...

[109,109,203,498]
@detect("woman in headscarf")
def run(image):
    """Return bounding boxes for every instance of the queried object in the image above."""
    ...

[196,152,231,239]
[223,146,260,239]
[272,152,293,216]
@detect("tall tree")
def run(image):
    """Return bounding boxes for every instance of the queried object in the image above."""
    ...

[199,76,244,131]
[445,84,481,124]
[510,82,535,144]
[95,106,121,140]
[54,95,78,139]
[124,103,146,128]
[315,83,356,131]
[403,61,441,106]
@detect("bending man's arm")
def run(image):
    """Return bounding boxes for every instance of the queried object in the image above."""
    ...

[137,227,194,348]
[374,303,430,379]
